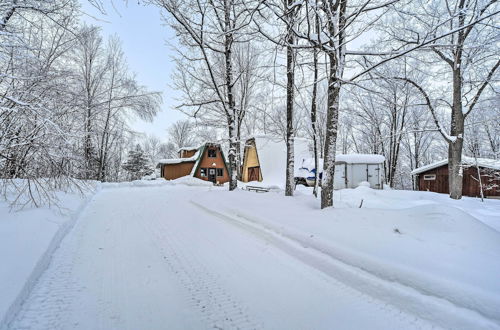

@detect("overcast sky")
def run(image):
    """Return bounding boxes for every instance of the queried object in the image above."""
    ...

[79,1,186,139]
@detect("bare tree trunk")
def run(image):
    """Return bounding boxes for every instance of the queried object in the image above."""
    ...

[285,0,295,197]
[224,0,238,191]
[98,67,115,182]
[448,65,465,199]
[84,103,93,179]
[236,119,242,180]
[321,62,341,208]
[311,46,320,197]
[228,117,238,191]
[448,139,464,199]
[320,0,346,209]
[484,124,498,157]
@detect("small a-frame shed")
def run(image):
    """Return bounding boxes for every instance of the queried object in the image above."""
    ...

[241,135,310,186]
[241,138,263,182]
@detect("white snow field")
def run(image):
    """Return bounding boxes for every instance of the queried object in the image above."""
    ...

[0,185,95,329]
[1,179,500,330]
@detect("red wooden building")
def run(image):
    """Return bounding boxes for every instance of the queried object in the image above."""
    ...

[156,143,230,184]
[411,157,500,198]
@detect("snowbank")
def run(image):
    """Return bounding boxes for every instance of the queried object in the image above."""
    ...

[0,185,95,328]
[167,176,215,187]
[332,186,500,232]
[101,177,215,189]
[191,187,500,327]
[101,179,170,189]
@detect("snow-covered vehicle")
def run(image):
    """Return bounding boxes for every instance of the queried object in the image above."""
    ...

[295,158,324,187]
[141,173,156,180]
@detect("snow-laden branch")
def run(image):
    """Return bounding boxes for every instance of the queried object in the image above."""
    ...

[347,8,500,82]
[393,77,455,143]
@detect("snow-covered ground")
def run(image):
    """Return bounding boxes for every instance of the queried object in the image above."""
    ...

[0,185,95,328]
[196,186,500,328]
[1,179,499,329]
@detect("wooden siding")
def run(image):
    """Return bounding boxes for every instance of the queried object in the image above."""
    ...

[417,164,500,197]
[162,162,195,180]
[194,146,230,184]
[241,139,263,182]
[180,149,197,158]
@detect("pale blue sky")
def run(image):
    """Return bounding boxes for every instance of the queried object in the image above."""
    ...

[79,1,186,139]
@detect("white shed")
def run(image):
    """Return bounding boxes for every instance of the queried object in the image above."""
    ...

[334,154,385,189]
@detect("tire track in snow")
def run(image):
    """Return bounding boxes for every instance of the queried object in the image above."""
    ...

[7,204,91,330]
[190,200,483,330]
[144,208,262,330]
[7,188,203,330]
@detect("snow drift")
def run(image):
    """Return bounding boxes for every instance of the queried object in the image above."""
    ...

[192,187,500,327]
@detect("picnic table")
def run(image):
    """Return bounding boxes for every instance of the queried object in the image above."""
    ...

[245,185,270,193]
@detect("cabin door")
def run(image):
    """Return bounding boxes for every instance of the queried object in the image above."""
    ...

[248,167,259,182]
[208,168,216,183]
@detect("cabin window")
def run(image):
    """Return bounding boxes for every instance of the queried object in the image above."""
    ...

[217,168,223,177]
[200,168,207,177]
[423,174,436,180]
[208,149,217,158]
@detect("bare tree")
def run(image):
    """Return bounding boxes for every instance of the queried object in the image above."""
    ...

[151,0,264,190]
[74,25,108,179]
[167,119,197,150]
[1,2,161,205]
[0,0,86,207]
[386,0,500,199]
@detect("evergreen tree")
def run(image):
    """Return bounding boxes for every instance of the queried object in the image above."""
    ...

[122,145,153,181]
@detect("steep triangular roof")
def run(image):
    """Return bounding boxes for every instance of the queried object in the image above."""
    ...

[190,142,230,176]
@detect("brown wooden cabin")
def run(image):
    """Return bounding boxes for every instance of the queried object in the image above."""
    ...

[412,157,500,198]
[157,143,230,184]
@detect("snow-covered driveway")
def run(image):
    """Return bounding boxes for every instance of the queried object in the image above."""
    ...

[9,185,437,330]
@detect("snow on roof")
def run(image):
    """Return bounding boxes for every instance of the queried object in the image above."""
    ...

[411,156,500,175]
[178,146,199,152]
[251,135,310,186]
[157,149,200,166]
[410,159,448,175]
[335,154,385,164]
[156,157,197,165]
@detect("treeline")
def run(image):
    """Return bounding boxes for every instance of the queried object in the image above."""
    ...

[1,0,498,208]
[0,1,160,205]
[151,0,499,206]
